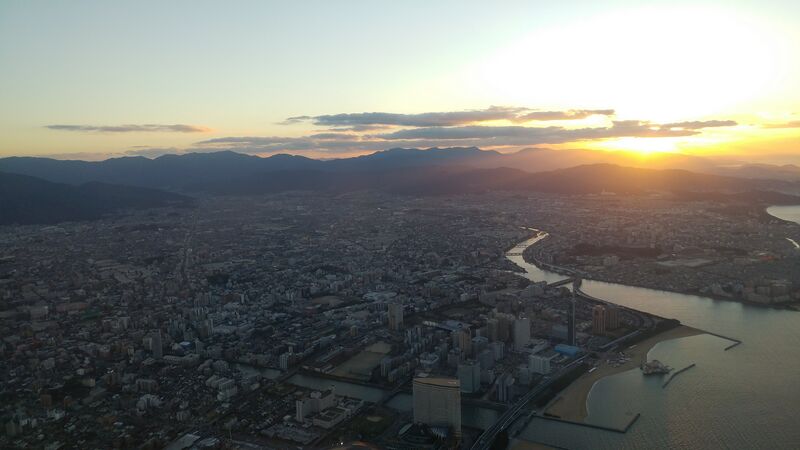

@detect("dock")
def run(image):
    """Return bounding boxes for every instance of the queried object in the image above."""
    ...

[662,363,696,388]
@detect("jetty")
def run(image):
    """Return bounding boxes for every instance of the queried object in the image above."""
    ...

[662,363,696,388]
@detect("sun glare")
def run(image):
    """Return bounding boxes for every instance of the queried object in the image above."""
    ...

[466,6,792,122]
[592,137,680,155]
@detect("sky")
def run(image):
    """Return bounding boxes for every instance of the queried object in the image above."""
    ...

[1,0,799,163]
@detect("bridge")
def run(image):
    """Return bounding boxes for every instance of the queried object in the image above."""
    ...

[547,278,574,288]
[470,355,588,450]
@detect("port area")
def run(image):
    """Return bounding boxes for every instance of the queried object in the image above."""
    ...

[541,325,704,423]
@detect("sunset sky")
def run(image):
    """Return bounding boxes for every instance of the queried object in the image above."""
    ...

[1,0,799,162]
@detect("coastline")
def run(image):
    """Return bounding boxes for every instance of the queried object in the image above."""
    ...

[543,325,704,423]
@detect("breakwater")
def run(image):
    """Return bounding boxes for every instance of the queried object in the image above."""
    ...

[662,363,696,388]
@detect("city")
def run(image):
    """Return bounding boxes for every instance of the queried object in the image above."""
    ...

[2,1,800,449]
[2,192,797,448]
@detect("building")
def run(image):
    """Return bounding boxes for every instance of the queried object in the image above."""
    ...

[513,316,530,350]
[496,373,515,403]
[489,341,504,360]
[592,305,606,335]
[296,387,337,422]
[529,353,555,375]
[388,303,404,331]
[412,377,462,437]
[554,344,581,357]
[568,278,581,346]
[457,361,481,393]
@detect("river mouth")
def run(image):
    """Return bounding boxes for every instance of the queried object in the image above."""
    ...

[506,226,800,449]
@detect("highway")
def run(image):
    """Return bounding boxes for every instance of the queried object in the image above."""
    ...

[470,355,588,450]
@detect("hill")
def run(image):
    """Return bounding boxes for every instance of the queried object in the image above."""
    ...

[0,172,191,225]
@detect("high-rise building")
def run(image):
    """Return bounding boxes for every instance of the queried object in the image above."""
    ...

[412,377,462,437]
[513,317,531,350]
[592,305,606,335]
[457,361,481,393]
[388,303,404,331]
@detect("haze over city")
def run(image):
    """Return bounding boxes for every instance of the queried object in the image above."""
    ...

[1,2,800,450]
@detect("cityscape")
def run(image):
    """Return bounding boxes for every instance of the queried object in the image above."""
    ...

[2,1,800,449]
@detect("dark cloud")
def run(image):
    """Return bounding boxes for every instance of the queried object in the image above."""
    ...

[285,106,614,128]
[195,135,377,154]
[45,124,211,133]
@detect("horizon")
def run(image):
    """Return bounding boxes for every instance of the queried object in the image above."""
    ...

[1,1,799,163]
[6,146,800,170]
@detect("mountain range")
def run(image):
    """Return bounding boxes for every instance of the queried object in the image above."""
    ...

[3,147,800,191]
[2,147,799,225]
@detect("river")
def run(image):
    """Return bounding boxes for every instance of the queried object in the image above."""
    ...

[513,208,800,449]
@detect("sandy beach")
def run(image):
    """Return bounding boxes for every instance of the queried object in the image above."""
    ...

[544,325,704,422]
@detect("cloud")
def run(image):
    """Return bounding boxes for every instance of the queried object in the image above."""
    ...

[660,120,737,129]
[762,120,800,129]
[45,124,211,133]
[195,135,377,154]
[516,109,616,121]
[183,106,739,156]
[372,121,698,144]
[193,115,738,155]
[285,106,614,128]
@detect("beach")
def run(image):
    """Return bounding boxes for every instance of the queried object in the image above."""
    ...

[543,325,704,422]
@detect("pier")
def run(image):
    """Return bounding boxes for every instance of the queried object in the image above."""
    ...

[662,363,696,388]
